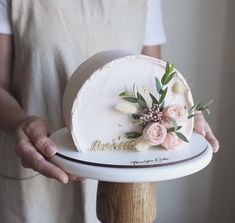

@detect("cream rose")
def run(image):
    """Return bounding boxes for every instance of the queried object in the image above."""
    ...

[142,123,167,146]
[162,104,187,128]
[161,132,182,150]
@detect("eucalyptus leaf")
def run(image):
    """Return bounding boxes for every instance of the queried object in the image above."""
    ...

[169,117,178,131]
[161,72,169,85]
[166,62,170,74]
[149,93,159,105]
[155,76,162,93]
[167,125,182,133]
[137,92,147,109]
[119,91,130,97]
[177,126,182,131]
[123,97,138,103]
[202,99,214,108]
[176,132,189,143]
[188,104,197,114]
[204,108,211,115]
[169,64,175,73]
[126,132,142,139]
[162,72,176,85]
[133,83,137,97]
[160,101,165,111]
[159,87,168,104]
[188,114,195,119]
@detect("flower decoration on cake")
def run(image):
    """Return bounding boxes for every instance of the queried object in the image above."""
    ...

[116,62,212,151]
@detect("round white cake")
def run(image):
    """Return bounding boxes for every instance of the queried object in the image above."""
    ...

[63,50,194,152]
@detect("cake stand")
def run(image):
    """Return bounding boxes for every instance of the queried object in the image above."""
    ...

[50,128,212,223]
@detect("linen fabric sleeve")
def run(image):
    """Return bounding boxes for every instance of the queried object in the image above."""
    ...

[144,0,167,46]
[0,0,12,34]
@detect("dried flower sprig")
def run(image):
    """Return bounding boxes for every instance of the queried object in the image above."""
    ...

[188,99,214,118]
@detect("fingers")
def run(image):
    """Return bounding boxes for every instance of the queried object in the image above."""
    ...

[16,136,68,183]
[194,120,206,137]
[68,174,86,181]
[15,117,69,183]
[23,122,57,158]
[205,128,219,153]
[35,158,69,183]
[193,117,219,153]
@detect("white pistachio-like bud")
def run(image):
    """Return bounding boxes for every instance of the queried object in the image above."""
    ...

[172,80,186,94]
[115,102,138,114]
[135,138,150,152]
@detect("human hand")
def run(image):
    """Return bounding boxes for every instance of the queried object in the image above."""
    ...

[15,116,70,183]
[193,112,219,153]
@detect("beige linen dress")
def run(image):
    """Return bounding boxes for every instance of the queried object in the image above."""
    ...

[0,0,147,222]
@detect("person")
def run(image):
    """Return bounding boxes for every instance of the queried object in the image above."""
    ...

[0,0,219,222]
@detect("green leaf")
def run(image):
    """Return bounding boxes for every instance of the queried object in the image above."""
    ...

[204,108,211,115]
[196,99,214,111]
[149,93,159,105]
[169,117,178,131]
[160,101,165,111]
[167,126,182,133]
[166,62,170,74]
[176,132,189,143]
[155,76,162,93]
[188,104,197,114]
[125,132,142,139]
[177,126,182,131]
[161,72,169,85]
[137,92,147,109]
[133,83,137,97]
[162,72,176,85]
[123,97,138,103]
[188,114,195,119]
[169,64,175,73]
[196,103,205,110]
[161,63,175,85]
[119,91,130,97]
[203,99,214,108]
[159,87,168,104]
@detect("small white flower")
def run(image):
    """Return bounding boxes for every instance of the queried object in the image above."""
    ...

[172,80,186,94]
[135,138,150,152]
[115,102,138,114]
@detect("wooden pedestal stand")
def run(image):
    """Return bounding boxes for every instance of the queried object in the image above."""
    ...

[50,129,212,223]
[96,182,157,223]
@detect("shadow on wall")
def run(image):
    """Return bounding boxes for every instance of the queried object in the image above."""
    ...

[209,0,235,222]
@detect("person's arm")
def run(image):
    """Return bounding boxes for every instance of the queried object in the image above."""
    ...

[0,34,69,183]
[141,45,219,153]
[142,45,161,59]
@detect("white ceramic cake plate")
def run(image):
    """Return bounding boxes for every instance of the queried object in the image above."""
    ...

[49,128,213,182]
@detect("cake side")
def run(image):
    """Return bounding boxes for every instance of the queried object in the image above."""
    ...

[63,52,194,152]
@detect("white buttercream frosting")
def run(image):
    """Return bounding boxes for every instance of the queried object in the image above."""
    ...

[63,51,194,152]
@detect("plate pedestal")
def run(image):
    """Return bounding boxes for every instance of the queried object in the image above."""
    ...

[49,128,212,223]
[96,182,156,223]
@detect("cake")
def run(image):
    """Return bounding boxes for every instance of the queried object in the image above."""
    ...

[63,50,209,152]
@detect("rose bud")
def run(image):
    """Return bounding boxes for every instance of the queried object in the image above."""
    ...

[143,123,167,146]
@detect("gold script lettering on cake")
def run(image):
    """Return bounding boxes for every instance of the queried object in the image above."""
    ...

[90,140,136,151]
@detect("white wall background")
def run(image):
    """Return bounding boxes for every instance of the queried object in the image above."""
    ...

[156,0,235,222]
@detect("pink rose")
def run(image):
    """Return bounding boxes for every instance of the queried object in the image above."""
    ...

[161,132,182,150]
[143,123,167,146]
[162,104,187,128]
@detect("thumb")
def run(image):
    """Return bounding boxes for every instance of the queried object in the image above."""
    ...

[24,121,57,158]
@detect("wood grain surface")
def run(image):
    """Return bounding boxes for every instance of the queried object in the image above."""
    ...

[96,182,157,223]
